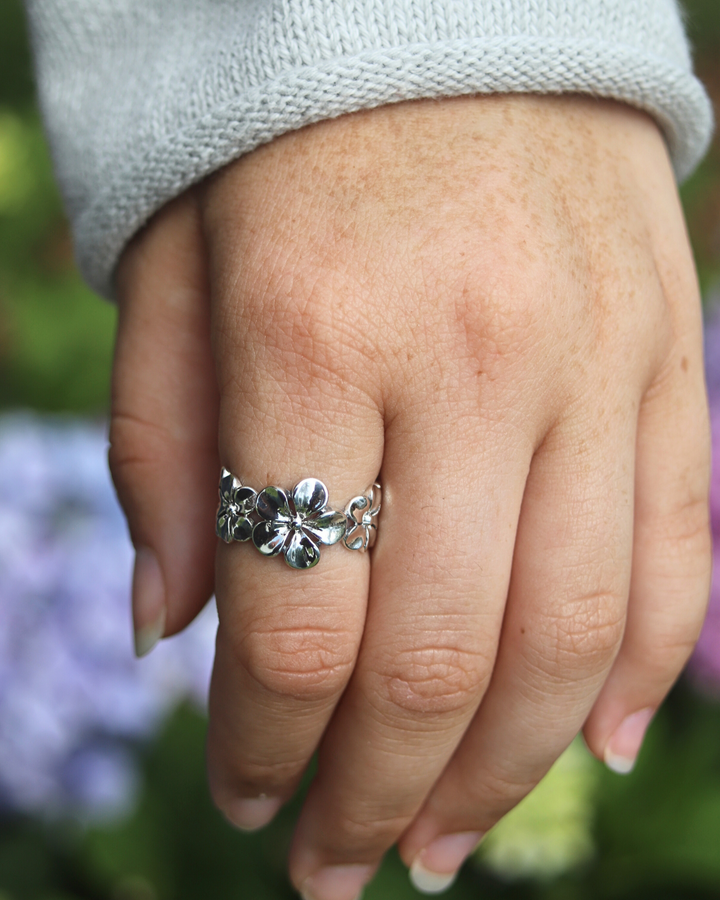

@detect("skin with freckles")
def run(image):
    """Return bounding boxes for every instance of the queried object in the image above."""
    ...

[109,94,711,898]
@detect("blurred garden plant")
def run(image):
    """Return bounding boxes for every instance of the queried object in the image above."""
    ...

[687,296,720,696]
[0,4,116,414]
[2,0,720,898]
[475,738,600,883]
[1,402,720,896]
[0,411,216,822]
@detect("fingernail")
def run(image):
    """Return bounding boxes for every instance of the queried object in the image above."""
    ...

[225,795,282,831]
[604,707,655,774]
[409,832,483,894]
[300,864,374,900]
[132,547,166,657]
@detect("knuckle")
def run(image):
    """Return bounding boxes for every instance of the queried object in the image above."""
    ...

[236,620,357,703]
[473,765,539,822]
[236,275,375,389]
[450,269,544,378]
[528,591,626,680]
[106,411,167,499]
[261,296,337,373]
[636,633,700,683]
[217,273,385,424]
[330,808,411,855]
[377,642,488,717]
[439,761,540,834]
[656,495,712,560]
[206,705,304,800]
[630,615,705,681]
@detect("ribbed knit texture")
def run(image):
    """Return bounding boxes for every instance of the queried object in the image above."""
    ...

[26,0,713,299]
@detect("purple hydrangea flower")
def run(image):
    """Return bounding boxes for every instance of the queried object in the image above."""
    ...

[687,297,720,695]
[0,411,216,821]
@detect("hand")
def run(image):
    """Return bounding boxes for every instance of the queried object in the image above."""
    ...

[109,94,711,899]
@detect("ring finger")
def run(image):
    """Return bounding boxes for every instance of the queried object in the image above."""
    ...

[397,396,637,890]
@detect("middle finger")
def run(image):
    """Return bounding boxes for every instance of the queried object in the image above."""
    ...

[289,387,536,895]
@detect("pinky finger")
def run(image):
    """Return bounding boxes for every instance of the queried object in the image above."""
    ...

[583,349,712,773]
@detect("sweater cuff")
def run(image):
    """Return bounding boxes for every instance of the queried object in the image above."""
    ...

[27,1,714,299]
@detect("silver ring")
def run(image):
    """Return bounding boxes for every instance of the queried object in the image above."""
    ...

[216,468,381,569]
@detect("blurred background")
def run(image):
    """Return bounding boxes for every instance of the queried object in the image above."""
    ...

[2,1,720,898]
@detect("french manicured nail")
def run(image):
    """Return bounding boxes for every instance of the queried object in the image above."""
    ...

[604,707,655,774]
[300,864,374,900]
[410,832,483,894]
[225,795,282,831]
[132,547,166,657]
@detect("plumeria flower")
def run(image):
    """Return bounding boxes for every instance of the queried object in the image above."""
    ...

[215,467,257,543]
[252,478,347,569]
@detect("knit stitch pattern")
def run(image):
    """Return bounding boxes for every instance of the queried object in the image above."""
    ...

[26,0,713,299]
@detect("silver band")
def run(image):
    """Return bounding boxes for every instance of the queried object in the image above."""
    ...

[216,468,381,569]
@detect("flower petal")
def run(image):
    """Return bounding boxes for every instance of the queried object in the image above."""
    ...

[293,478,328,516]
[230,515,254,542]
[284,531,320,569]
[252,520,289,556]
[234,485,257,512]
[220,467,241,502]
[256,486,291,521]
[343,524,366,551]
[304,510,347,545]
[346,494,369,525]
[216,512,237,543]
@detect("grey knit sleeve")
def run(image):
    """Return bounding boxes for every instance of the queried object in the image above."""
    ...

[26,0,713,299]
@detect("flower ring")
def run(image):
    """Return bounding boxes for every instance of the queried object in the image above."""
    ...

[252,478,348,569]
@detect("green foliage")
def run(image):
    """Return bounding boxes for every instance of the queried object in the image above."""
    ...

[592,684,720,898]
[478,738,601,882]
[0,706,484,900]
[0,0,34,112]
[682,0,720,57]
[3,691,720,900]
[0,0,116,415]
[77,707,297,900]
